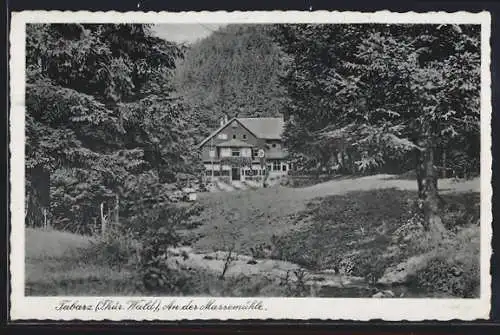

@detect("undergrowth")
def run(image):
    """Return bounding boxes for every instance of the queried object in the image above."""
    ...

[274,188,480,297]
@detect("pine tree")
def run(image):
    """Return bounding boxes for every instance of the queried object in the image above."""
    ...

[273,24,480,233]
[26,24,200,233]
[175,24,286,134]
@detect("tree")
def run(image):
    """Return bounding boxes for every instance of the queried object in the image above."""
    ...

[25,24,201,233]
[175,24,286,134]
[273,24,480,233]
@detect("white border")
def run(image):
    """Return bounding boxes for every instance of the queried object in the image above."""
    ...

[9,10,492,321]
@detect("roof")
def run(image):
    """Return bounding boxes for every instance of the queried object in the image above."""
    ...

[266,151,289,159]
[216,139,254,148]
[237,117,285,140]
[197,116,285,148]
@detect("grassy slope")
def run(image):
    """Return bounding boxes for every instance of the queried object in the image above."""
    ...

[273,189,480,272]
[190,176,480,297]
[191,175,480,255]
[25,175,480,297]
[25,228,140,296]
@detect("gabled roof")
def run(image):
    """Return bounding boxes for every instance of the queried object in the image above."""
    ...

[216,139,254,148]
[197,117,238,148]
[237,117,285,140]
[197,116,285,148]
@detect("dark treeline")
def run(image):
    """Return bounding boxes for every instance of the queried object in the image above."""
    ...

[26,24,203,234]
[272,24,480,233]
[175,24,285,136]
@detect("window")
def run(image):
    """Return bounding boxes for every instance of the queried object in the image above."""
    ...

[232,149,240,157]
[220,148,231,157]
[282,164,287,172]
[221,170,230,176]
[213,171,220,177]
[272,143,277,148]
[241,148,251,157]
[209,150,216,158]
[273,161,280,171]
[242,134,247,140]
[232,134,237,139]
[218,133,228,140]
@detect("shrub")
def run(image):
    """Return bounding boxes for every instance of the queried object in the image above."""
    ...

[350,251,388,284]
[414,254,479,298]
[84,227,139,271]
[85,203,197,293]
[405,225,480,298]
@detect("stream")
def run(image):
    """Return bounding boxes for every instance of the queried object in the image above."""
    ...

[167,246,422,298]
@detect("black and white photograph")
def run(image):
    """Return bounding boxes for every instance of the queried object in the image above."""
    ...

[9,11,492,320]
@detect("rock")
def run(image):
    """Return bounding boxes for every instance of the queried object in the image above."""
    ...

[377,253,434,286]
[247,259,258,265]
[203,255,214,260]
[372,290,395,298]
[451,266,463,277]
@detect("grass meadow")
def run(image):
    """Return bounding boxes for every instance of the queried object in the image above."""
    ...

[25,175,480,297]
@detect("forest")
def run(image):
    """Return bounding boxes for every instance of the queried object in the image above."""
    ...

[24,23,481,297]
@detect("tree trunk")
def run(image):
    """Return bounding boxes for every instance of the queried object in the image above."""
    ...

[421,139,446,235]
[26,167,50,228]
[415,148,425,199]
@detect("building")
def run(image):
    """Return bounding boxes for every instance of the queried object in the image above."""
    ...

[198,115,289,183]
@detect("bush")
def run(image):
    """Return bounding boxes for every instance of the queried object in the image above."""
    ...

[414,254,479,298]
[85,203,198,293]
[441,193,480,231]
[270,188,480,297]
[410,226,480,298]
[84,227,139,271]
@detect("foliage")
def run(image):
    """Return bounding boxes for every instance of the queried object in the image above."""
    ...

[409,226,480,298]
[272,24,480,180]
[175,24,286,135]
[26,24,202,234]
[272,188,480,296]
[84,226,139,272]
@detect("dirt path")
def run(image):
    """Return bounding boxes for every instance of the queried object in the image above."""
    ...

[300,174,480,197]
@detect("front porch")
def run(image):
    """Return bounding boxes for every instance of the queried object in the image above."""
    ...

[203,161,289,182]
[202,160,289,192]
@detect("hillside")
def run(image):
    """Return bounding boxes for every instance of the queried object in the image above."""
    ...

[175,24,285,133]
[26,175,480,297]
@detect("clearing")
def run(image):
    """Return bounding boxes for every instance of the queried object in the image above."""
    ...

[189,174,479,254]
[25,174,480,296]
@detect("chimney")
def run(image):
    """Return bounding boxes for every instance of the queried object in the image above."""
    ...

[220,113,228,127]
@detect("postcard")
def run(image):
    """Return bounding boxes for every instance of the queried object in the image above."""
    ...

[9,10,492,321]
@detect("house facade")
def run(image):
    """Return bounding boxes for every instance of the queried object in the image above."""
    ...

[198,116,289,183]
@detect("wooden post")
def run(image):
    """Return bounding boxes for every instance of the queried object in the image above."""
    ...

[211,137,214,182]
[114,194,119,225]
[100,202,106,236]
[42,208,48,230]
[441,150,447,179]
